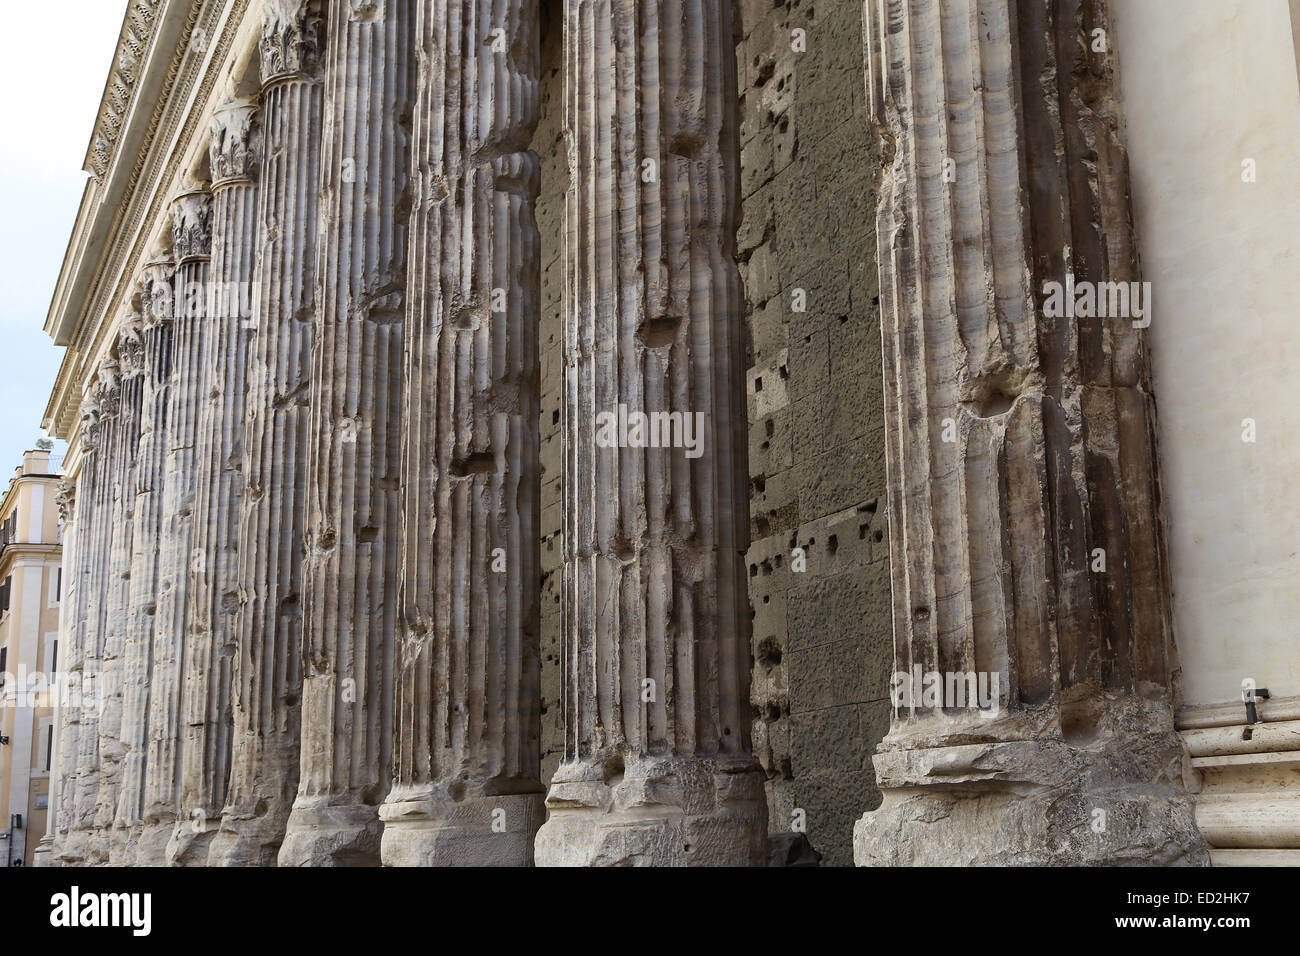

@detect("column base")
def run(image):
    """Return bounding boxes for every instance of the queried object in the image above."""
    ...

[854,721,1209,866]
[166,817,219,866]
[535,756,767,867]
[107,826,139,866]
[32,835,54,867]
[207,806,291,867]
[380,789,544,866]
[278,801,383,867]
[53,829,88,866]
[136,819,178,866]
[82,827,110,865]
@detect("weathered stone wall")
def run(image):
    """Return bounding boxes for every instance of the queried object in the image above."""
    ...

[733,0,891,867]
[534,0,567,789]
[530,0,892,866]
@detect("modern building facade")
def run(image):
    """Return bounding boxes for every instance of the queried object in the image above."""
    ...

[0,449,63,867]
[33,0,1300,866]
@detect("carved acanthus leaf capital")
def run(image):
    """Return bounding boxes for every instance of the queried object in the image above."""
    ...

[210,100,263,187]
[261,0,324,85]
[139,258,175,327]
[78,390,103,451]
[91,361,122,419]
[117,315,147,378]
[56,479,76,523]
[171,189,213,262]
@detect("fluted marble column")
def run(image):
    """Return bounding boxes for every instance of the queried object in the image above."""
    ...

[67,361,121,863]
[534,0,766,866]
[852,0,1205,865]
[210,0,324,868]
[112,259,176,864]
[139,187,212,864]
[50,465,90,864]
[279,0,417,867]
[168,102,263,866]
[380,0,542,867]
[34,478,77,866]
[86,319,146,863]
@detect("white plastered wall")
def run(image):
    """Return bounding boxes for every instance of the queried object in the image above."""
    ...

[1112,0,1300,708]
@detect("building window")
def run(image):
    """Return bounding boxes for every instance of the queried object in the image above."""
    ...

[38,718,54,774]
[55,567,61,603]
[0,574,10,618]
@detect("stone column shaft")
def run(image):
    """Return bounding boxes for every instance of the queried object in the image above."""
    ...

[852,0,1205,866]
[380,0,543,867]
[35,479,78,865]
[211,0,325,868]
[170,101,263,866]
[88,321,147,863]
[112,259,175,864]
[279,0,417,867]
[51,466,91,863]
[68,361,122,863]
[534,0,766,866]
[140,187,212,864]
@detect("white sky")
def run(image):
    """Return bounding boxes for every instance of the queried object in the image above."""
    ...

[0,0,131,473]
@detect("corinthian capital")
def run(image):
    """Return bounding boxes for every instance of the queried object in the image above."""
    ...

[117,314,146,378]
[261,0,324,86]
[56,479,76,523]
[92,360,122,418]
[171,188,213,263]
[139,257,175,327]
[210,100,263,188]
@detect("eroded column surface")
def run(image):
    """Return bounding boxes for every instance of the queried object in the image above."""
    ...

[279,0,417,867]
[112,259,176,864]
[852,0,1206,866]
[380,0,542,867]
[140,187,213,865]
[534,0,766,866]
[210,0,324,868]
[168,102,263,866]
[87,319,147,864]
[68,361,122,864]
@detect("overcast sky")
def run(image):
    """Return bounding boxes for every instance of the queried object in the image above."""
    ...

[0,0,130,474]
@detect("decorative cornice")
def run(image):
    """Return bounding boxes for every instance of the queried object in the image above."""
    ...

[210,99,262,188]
[86,0,167,183]
[44,0,248,442]
[261,0,324,87]
[171,188,213,262]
